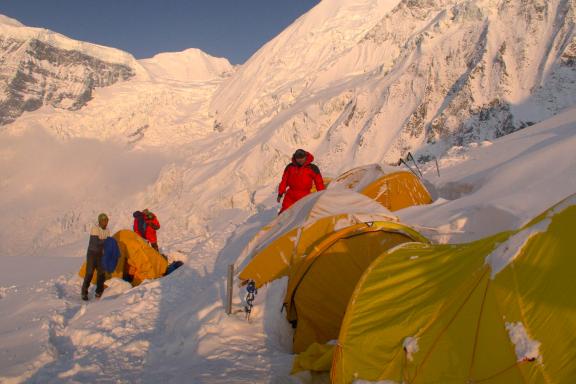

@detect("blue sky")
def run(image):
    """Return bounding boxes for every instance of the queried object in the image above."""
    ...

[0,0,320,64]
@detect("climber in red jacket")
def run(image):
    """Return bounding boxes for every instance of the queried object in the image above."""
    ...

[277,149,325,214]
[133,209,161,251]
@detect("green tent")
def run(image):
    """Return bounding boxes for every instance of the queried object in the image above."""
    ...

[328,193,576,383]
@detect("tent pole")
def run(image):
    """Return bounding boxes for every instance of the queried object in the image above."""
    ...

[226,264,234,315]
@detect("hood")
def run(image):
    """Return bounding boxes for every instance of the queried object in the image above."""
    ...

[292,152,314,166]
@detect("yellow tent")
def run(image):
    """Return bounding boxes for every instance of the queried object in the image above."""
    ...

[328,164,388,191]
[331,194,576,383]
[328,164,432,211]
[284,221,428,353]
[360,171,432,211]
[238,189,397,288]
[79,230,168,286]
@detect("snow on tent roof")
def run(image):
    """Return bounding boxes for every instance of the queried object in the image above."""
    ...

[237,189,397,287]
[327,164,392,192]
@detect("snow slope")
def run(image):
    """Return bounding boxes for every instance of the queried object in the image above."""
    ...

[212,0,576,164]
[1,106,574,384]
[397,106,576,243]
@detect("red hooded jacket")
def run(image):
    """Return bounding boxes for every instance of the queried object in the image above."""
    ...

[278,152,325,213]
[133,211,160,244]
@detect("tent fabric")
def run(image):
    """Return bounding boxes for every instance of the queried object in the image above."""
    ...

[238,189,397,287]
[284,221,428,353]
[79,230,168,286]
[327,164,432,211]
[331,194,576,384]
[360,171,432,211]
[292,342,336,374]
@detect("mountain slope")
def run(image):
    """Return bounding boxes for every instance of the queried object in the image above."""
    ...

[0,16,147,125]
[211,0,576,165]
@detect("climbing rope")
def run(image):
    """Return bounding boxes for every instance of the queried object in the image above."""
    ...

[244,280,257,320]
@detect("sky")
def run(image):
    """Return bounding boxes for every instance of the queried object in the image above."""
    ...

[0,0,320,64]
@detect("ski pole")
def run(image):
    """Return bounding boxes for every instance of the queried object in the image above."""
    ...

[407,152,423,178]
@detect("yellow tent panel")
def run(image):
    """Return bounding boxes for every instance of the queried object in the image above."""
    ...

[328,164,432,211]
[79,230,168,287]
[284,221,428,353]
[332,194,576,384]
[360,171,432,211]
[292,342,336,374]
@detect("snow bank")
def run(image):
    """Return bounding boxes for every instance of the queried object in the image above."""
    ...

[398,107,576,243]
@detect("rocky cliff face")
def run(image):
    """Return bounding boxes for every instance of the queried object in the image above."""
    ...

[0,37,134,125]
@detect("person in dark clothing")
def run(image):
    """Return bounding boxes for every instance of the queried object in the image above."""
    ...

[81,213,110,301]
[277,149,325,214]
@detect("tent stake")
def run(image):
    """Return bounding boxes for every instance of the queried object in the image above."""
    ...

[226,264,234,315]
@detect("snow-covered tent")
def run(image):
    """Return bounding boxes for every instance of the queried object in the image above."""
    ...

[329,193,576,383]
[328,164,432,211]
[238,189,397,288]
[328,164,389,191]
[283,220,427,353]
[79,230,168,286]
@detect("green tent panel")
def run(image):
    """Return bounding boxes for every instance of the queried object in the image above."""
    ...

[331,194,576,384]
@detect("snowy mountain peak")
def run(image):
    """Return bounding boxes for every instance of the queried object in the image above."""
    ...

[0,14,24,27]
[0,14,147,126]
[139,48,233,82]
[0,14,144,71]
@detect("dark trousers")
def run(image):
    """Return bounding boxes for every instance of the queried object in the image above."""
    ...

[82,251,105,296]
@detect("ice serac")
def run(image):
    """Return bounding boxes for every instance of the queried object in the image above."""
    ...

[139,48,233,82]
[210,0,576,167]
[0,14,142,126]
